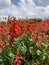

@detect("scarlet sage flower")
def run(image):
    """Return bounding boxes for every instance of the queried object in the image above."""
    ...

[0,23,5,35]
[0,41,4,47]
[33,32,41,43]
[45,60,48,65]
[0,43,3,47]
[21,27,26,34]
[47,35,49,40]
[34,62,38,65]
[43,34,48,40]
[4,45,9,49]
[40,22,48,33]
[38,42,42,48]
[13,51,26,65]
[13,17,17,21]
[13,51,21,65]
[28,22,33,33]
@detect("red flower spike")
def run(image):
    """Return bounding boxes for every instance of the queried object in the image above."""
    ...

[0,41,4,47]
[34,62,38,65]
[45,60,49,65]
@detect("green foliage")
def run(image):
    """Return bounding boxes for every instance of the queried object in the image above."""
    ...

[0,33,49,65]
[12,33,49,65]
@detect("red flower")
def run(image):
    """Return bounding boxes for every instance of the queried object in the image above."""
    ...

[13,51,21,65]
[34,62,38,65]
[38,42,42,48]
[0,41,4,47]
[40,21,48,33]
[33,32,41,43]
[13,51,26,65]
[45,60,49,65]
[4,45,9,49]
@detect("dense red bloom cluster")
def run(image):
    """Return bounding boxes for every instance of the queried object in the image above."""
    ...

[9,18,26,45]
[13,51,26,65]
[9,18,49,45]
[0,22,10,47]
[0,18,49,46]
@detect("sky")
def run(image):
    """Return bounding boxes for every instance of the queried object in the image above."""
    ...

[0,0,49,18]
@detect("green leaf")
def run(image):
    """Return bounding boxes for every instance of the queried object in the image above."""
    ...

[20,45,27,55]
[36,50,41,55]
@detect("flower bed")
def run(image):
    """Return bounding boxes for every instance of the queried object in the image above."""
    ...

[0,18,49,65]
